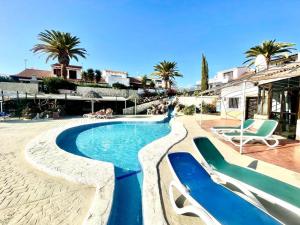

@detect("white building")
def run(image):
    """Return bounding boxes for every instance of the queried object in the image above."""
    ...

[102,70,130,87]
[151,78,164,88]
[208,66,252,89]
[52,64,82,80]
[220,81,258,119]
[196,66,252,90]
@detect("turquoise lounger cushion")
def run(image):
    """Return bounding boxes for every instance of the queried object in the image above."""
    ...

[169,152,280,225]
[224,120,277,137]
[213,119,255,130]
[194,137,300,209]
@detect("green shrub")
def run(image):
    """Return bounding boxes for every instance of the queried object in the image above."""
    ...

[112,82,128,89]
[200,102,216,113]
[43,77,76,93]
[176,104,185,112]
[183,105,195,115]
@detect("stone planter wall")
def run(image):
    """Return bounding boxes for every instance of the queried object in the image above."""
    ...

[0,82,39,94]
[77,86,138,98]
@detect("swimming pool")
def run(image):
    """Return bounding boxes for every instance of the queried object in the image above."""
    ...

[56,119,171,225]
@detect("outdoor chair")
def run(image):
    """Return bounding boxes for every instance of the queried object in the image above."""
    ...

[211,119,255,137]
[0,112,10,121]
[96,109,107,119]
[222,120,279,147]
[167,152,280,225]
[193,137,300,216]
[105,108,113,118]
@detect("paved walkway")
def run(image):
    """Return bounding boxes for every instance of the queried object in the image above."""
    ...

[0,119,94,225]
[201,119,300,173]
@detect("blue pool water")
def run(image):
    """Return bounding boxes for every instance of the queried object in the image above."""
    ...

[56,119,171,225]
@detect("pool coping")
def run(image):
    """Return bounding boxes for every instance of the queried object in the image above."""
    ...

[25,115,187,225]
[139,118,187,225]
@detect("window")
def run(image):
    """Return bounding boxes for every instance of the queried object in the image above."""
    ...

[69,70,77,79]
[228,98,239,108]
[53,69,61,76]
[224,71,234,80]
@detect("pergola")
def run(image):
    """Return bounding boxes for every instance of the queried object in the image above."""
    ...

[197,62,300,154]
[0,92,127,114]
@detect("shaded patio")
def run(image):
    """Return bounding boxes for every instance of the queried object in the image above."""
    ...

[200,119,300,173]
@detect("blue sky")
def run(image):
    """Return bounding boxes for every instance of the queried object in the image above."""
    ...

[0,0,299,87]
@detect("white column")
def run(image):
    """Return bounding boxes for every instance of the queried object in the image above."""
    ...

[199,95,203,127]
[91,100,94,113]
[239,81,246,154]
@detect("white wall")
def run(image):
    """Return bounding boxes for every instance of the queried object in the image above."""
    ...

[177,96,218,106]
[105,76,130,86]
[296,120,300,140]
[66,68,81,80]
[206,67,250,88]
[102,70,130,86]
[220,83,258,119]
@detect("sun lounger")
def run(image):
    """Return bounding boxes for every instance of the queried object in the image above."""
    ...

[167,152,280,225]
[193,137,300,215]
[0,112,10,121]
[211,119,255,136]
[83,113,96,118]
[96,109,106,119]
[223,119,279,147]
[105,108,113,118]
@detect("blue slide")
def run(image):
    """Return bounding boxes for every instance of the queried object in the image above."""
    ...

[168,152,281,225]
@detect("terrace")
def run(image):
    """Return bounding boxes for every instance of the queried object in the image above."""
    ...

[159,114,300,225]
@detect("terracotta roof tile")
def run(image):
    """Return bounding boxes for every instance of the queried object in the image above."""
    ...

[16,69,53,79]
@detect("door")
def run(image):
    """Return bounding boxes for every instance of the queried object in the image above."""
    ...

[245,97,258,119]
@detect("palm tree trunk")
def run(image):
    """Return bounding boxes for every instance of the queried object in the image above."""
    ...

[266,57,271,69]
[164,79,168,90]
[61,64,67,79]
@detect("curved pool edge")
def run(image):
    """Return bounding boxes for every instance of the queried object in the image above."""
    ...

[24,115,170,225]
[139,118,187,225]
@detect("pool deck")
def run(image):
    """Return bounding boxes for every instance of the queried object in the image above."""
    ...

[1,114,299,225]
[159,114,300,225]
[200,118,300,173]
[0,115,186,225]
[0,118,95,225]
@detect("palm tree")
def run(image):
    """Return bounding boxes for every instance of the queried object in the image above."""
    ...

[244,40,295,68]
[31,30,87,79]
[141,75,148,89]
[81,71,88,82]
[153,60,182,90]
[86,68,95,82]
[95,70,102,83]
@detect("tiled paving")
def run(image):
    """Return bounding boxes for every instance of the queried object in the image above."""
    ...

[200,119,300,173]
[0,119,94,225]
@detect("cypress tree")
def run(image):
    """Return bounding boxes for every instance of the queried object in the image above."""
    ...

[201,54,209,91]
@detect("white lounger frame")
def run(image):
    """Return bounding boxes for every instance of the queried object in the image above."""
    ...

[192,136,300,216]
[224,135,279,148]
[166,152,283,225]
[0,114,10,121]
[166,156,221,225]
[222,121,279,148]
[211,120,255,138]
